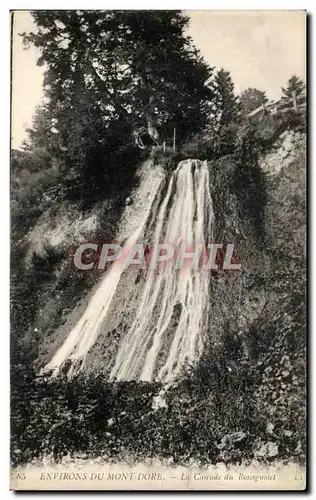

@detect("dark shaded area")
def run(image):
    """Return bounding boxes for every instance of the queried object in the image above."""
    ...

[232,125,267,243]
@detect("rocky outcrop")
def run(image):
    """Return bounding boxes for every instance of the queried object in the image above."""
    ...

[260,130,306,176]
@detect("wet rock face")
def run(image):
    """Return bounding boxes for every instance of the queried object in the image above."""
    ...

[260,130,306,176]
[118,161,165,242]
[35,161,164,373]
[83,265,148,377]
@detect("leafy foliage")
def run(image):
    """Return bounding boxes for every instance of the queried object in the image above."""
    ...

[21,11,215,202]
[240,87,268,115]
[282,74,306,100]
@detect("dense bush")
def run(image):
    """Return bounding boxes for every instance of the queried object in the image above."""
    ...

[11,334,305,467]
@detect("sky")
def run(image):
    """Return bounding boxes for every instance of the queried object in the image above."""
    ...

[11,10,306,150]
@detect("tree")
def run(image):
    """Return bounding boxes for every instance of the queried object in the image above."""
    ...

[23,11,214,145]
[212,68,241,129]
[23,104,62,155]
[240,88,268,116]
[281,75,305,100]
[22,10,215,201]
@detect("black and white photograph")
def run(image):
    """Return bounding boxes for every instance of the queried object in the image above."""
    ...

[10,9,306,490]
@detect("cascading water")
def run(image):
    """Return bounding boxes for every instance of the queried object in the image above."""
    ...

[45,159,214,385]
[111,159,214,383]
[44,173,163,377]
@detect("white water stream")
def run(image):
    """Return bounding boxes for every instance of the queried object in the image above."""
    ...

[45,159,214,384]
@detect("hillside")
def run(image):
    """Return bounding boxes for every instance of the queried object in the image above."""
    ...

[10,11,306,481]
[11,120,306,467]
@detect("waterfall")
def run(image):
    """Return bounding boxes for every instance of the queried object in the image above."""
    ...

[45,159,214,384]
[44,175,163,377]
[111,159,214,383]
